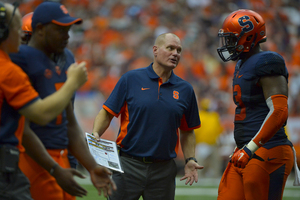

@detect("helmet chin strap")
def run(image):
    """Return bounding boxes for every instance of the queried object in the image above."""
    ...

[230,31,245,61]
[231,49,243,61]
[237,31,245,43]
[250,33,258,50]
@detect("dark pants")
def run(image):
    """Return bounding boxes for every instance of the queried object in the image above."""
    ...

[0,168,33,200]
[109,156,177,200]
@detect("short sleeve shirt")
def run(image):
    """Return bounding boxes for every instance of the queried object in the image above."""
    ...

[0,50,39,149]
[104,63,200,159]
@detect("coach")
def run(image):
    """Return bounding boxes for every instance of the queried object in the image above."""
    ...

[92,33,203,200]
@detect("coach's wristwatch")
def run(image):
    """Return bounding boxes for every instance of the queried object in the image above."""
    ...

[185,157,198,164]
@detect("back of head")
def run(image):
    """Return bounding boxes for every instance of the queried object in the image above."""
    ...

[0,2,19,43]
[0,2,21,54]
[31,1,82,32]
[217,9,267,62]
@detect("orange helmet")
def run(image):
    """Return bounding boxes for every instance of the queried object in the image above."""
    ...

[217,9,267,62]
[22,12,33,35]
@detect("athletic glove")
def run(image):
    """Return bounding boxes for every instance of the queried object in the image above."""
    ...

[231,145,252,168]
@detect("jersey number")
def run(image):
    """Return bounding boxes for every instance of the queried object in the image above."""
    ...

[55,83,64,125]
[233,85,246,121]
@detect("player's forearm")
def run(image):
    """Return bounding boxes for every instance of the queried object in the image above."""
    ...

[19,81,78,125]
[65,103,98,171]
[22,121,57,172]
[36,79,79,118]
[68,125,98,172]
[246,94,288,154]
[180,130,196,159]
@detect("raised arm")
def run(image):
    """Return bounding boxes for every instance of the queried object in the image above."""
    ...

[19,62,87,125]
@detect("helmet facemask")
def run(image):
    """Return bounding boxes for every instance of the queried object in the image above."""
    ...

[217,30,244,62]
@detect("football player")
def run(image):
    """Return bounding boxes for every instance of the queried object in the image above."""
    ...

[217,9,299,200]
[20,11,79,171]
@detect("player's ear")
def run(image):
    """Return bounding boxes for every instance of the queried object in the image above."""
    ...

[33,23,46,35]
[153,45,158,57]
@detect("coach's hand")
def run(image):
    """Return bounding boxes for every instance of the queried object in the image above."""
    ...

[90,165,117,198]
[230,146,252,168]
[92,132,100,141]
[52,165,88,197]
[180,160,204,186]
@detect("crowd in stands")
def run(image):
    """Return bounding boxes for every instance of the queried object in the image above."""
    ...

[19,0,300,170]
[19,0,300,114]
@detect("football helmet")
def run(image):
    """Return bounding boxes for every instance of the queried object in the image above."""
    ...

[21,12,33,44]
[217,9,267,62]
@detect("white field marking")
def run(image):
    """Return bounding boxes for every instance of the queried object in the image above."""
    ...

[175,177,221,187]
[175,188,217,196]
[175,177,299,188]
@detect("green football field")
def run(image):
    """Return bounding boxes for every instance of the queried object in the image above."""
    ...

[76,177,300,200]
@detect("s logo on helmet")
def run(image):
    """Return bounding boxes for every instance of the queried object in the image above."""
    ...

[238,15,254,33]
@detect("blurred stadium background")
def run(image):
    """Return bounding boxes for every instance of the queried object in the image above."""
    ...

[11,0,300,199]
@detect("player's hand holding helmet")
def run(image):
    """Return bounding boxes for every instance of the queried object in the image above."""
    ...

[217,9,267,62]
[66,61,88,89]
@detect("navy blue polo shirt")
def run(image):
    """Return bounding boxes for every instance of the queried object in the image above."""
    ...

[103,63,200,160]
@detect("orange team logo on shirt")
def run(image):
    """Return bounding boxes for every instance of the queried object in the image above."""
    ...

[141,87,150,90]
[44,69,52,79]
[60,5,69,14]
[235,71,243,78]
[173,90,179,99]
[55,66,61,75]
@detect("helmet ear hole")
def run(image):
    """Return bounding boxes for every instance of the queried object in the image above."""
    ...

[246,35,253,41]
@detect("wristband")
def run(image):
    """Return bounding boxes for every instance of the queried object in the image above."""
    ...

[49,163,59,175]
[185,157,197,164]
[246,140,259,154]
